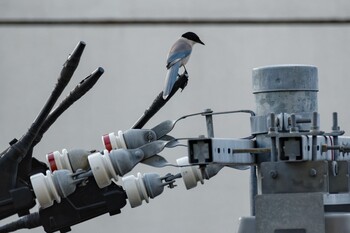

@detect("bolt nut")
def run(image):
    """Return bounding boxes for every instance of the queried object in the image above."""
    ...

[145,132,154,142]
[309,168,317,177]
[270,170,278,179]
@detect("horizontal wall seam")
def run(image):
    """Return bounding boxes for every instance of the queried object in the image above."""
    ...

[1,18,350,26]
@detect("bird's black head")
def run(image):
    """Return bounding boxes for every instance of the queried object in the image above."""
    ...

[181,32,205,45]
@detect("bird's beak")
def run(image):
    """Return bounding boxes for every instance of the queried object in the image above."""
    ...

[198,40,205,45]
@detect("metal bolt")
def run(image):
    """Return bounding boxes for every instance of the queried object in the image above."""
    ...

[270,170,278,179]
[203,109,214,138]
[203,108,213,114]
[289,114,299,133]
[309,168,317,177]
[311,112,319,131]
[268,113,276,132]
[332,112,340,131]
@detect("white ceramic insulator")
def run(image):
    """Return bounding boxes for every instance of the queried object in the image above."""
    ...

[46,149,72,172]
[30,170,61,209]
[88,150,119,188]
[176,157,204,190]
[116,130,127,149]
[102,131,127,151]
[122,173,149,208]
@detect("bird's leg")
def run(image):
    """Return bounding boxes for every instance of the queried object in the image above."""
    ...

[177,65,188,78]
[178,68,188,92]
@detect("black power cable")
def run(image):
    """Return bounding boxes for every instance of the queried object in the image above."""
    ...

[0,212,41,233]
[0,41,85,220]
[132,71,188,129]
[18,67,105,181]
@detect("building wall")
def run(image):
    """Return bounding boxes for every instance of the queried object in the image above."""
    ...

[1,1,350,233]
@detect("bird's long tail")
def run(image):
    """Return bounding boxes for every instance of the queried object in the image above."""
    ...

[163,62,180,99]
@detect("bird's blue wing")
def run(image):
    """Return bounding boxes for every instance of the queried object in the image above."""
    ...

[166,50,191,69]
[163,62,181,99]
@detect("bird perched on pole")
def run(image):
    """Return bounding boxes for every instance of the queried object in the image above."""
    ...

[162,32,205,99]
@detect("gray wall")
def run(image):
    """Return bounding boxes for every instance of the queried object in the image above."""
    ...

[1,1,350,233]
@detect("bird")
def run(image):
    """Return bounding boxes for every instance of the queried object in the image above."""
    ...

[162,32,205,99]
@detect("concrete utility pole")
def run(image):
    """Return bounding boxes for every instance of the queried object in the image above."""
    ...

[237,65,350,233]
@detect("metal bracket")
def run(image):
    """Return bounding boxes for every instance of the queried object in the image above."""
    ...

[188,138,255,165]
[260,161,329,194]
